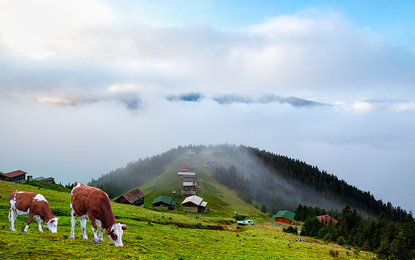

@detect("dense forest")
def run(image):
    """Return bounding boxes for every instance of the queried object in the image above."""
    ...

[296,204,415,259]
[248,147,408,222]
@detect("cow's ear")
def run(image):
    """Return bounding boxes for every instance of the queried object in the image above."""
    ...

[121,225,128,231]
[106,226,113,235]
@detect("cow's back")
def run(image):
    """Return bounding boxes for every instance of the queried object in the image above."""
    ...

[71,184,111,218]
[9,191,37,212]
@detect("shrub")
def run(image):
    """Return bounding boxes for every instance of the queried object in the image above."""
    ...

[283,226,298,235]
[337,236,346,246]
[329,250,339,257]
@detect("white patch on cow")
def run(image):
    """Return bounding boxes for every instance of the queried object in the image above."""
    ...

[16,207,30,215]
[9,197,16,210]
[34,194,47,202]
[71,182,82,196]
[107,223,125,247]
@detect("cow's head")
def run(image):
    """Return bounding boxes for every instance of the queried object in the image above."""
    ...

[106,223,127,247]
[47,218,58,233]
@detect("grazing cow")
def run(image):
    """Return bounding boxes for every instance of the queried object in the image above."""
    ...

[8,191,58,233]
[70,182,127,247]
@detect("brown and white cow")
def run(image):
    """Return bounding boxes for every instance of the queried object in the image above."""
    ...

[70,182,127,247]
[8,191,58,233]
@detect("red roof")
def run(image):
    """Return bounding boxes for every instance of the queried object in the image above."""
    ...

[316,215,338,225]
[120,189,145,204]
[3,170,27,178]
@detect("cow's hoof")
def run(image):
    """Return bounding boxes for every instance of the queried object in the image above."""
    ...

[83,236,88,240]
[94,239,99,245]
[10,228,15,232]
[70,236,75,240]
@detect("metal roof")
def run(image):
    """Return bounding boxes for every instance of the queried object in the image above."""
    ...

[152,195,173,205]
[178,172,196,176]
[119,189,145,204]
[3,170,27,178]
[200,201,208,207]
[183,182,197,186]
[271,210,296,221]
[181,195,203,206]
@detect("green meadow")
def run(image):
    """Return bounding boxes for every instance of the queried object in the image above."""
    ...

[0,180,375,259]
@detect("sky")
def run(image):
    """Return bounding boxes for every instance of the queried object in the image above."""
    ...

[0,0,414,212]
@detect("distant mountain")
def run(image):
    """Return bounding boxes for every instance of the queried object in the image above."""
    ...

[89,144,406,222]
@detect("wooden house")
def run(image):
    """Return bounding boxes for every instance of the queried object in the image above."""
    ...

[181,195,208,213]
[1,170,27,183]
[115,189,145,206]
[316,215,338,226]
[270,210,296,225]
[178,172,197,181]
[152,195,176,210]
[34,176,55,184]
[182,181,198,197]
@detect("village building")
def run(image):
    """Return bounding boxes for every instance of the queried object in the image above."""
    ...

[182,181,198,197]
[34,176,56,184]
[316,215,338,225]
[181,195,208,213]
[177,172,197,181]
[152,195,177,210]
[115,189,146,207]
[270,210,296,225]
[1,170,27,183]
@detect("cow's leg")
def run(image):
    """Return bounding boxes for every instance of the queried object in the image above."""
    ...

[80,216,88,240]
[24,212,34,233]
[96,220,104,242]
[89,217,99,245]
[35,216,43,233]
[9,209,17,232]
[70,207,76,239]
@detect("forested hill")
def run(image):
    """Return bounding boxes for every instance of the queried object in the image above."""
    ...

[88,146,187,198]
[89,144,407,222]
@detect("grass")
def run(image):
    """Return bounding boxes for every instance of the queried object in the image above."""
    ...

[0,179,376,259]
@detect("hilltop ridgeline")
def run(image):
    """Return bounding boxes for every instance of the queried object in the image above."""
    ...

[89,144,407,222]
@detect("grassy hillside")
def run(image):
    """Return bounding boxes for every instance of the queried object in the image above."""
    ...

[0,181,375,259]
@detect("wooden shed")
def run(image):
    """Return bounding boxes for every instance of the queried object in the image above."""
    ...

[152,195,176,210]
[181,195,208,213]
[1,170,27,183]
[270,210,296,225]
[115,189,145,206]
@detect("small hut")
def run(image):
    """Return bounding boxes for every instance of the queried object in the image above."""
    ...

[270,210,296,225]
[152,195,176,210]
[1,170,27,183]
[115,189,145,207]
[181,195,208,213]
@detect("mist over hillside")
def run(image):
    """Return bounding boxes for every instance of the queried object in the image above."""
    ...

[89,144,407,221]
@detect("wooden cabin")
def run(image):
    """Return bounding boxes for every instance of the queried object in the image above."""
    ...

[152,195,176,210]
[181,195,208,213]
[178,172,197,181]
[270,210,296,225]
[115,189,146,206]
[1,170,27,183]
[182,181,198,198]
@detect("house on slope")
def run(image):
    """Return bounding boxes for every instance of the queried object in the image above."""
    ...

[152,195,177,210]
[181,195,208,213]
[270,210,296,225]
[115,189,146,207]
[182,181,198,197]
[316,215,338,226]
[34,176,56,184]
[1,170,27,183]
[178,171,197,181]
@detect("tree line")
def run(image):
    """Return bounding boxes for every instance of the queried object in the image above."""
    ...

[249,147,407,222]
[298,204,415,259]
